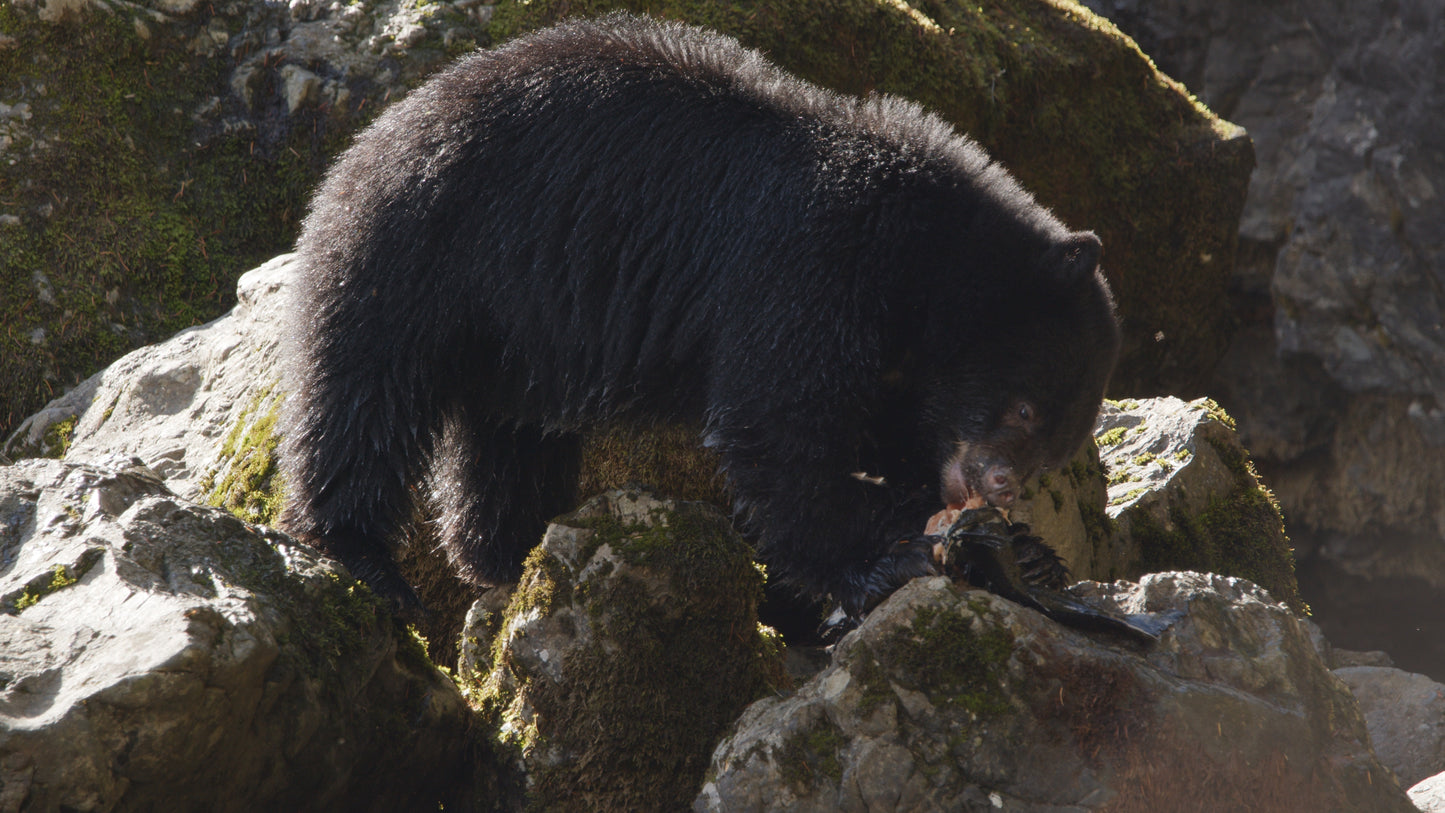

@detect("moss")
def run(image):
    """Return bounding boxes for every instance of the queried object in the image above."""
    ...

[1129,437,1304,613]
[1077,495,1116,572]
[579,421,728,507]
[506,543,569,621]
[1097,427,1128,447]
[1198,398,1238,431]
[852,645,900,718]
[880,602,1014,718]
[4,547,103,613]
[40,415,76,459]
[1110,486,1148,507]
[776,716,846,791]
[0,5,346,437]
[204,385,286,525]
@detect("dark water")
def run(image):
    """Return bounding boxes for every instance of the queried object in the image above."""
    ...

[1297,555,1445,683]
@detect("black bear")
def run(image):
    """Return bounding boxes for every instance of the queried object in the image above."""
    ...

[278,13,1121,620]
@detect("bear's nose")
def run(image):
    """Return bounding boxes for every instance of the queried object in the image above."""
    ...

[986,465,1016,506]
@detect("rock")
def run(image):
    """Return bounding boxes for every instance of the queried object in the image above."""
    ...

[0,457,495,811]
[1083,0,1445,686]
[1095,396,1302,611]
[0,0,489,443]
[697,571,1413,812]
[1412,771,1445,813]
[4,254,291,501]
[1335,667,1445,788]
[1006,440,1112,583]
[2,254,700,669]
[461,489,786,812]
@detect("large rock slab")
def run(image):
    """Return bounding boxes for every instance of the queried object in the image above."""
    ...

[697,571,1412,812]
[0,457,494,812]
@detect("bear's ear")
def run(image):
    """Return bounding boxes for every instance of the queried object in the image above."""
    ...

[1047,231,1102,285]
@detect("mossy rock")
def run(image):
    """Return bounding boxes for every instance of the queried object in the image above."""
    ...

[468,489,787,812]
[489,0,1254,397]
[0,7,313,437]
[0,0,487,439]
[1099,397,1304,613]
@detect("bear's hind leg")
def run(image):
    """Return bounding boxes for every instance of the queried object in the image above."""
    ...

[429,417,582,585]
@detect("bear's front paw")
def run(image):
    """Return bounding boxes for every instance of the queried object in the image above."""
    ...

[820,537,939,642]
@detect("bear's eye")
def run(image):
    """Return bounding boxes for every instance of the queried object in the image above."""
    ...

[1017,403,1034,424]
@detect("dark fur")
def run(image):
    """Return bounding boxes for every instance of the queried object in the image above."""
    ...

[279,13,1121,616]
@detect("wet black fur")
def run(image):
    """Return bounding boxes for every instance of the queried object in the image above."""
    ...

[278,13,1121,615]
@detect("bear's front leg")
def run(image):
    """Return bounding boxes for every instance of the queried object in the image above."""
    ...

[716,428,939,622]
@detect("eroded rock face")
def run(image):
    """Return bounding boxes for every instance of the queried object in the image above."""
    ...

[697,572,1412,813]
[1083,0,1445,685]
[0,457,490,812]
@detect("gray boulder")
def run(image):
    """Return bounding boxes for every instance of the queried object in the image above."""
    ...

[1336,666,1445,788]
[0,457,494,812]
[697,571,1412,812]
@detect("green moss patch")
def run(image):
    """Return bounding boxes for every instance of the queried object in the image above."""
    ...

[4,548,103,613]
[879,603,1015,719]
[1130,436,1304,614]
[202,385,286,525]
[776,716,846,792]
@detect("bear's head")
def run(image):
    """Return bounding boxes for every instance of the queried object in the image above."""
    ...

[922,231,1120,509]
